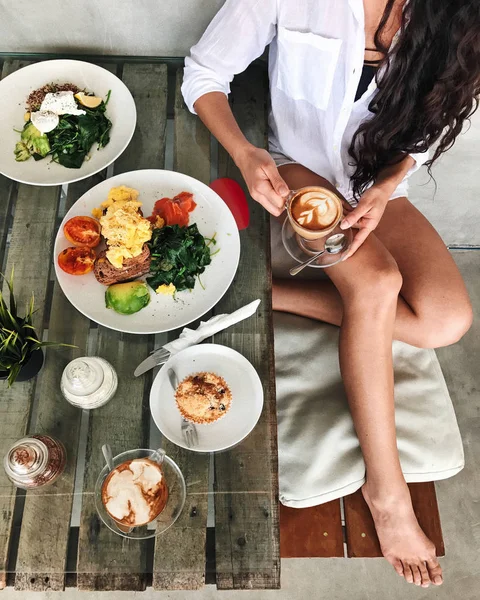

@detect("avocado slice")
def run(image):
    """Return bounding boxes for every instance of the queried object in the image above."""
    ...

[105,281,150,315]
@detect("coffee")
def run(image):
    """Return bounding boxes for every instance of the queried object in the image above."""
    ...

[287,186,343,241]
[101,457,168,527]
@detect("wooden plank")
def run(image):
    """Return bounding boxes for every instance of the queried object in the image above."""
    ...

[152,70,210,591]
[280,502,344,558]
[0,183,60,589]
[173,69,211,181]
[214,65,280,590]
[1,59,34,78]
[113,63,168,174]
[344,489,381,557]
[0,60,32,273]
[76,330,151,591]
[0,175,15,267]
[344,483,444,557]
[77,61,168,591]
[0,60,58,590]
[14,173,107,592]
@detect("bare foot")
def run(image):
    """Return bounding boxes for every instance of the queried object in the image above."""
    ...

[362,483,443,588]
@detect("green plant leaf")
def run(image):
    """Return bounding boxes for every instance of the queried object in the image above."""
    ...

[7,363,21,387]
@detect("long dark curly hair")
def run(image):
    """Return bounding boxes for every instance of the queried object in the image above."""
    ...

[349,0,480,199]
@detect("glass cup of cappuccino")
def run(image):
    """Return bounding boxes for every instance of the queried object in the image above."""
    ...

[286,186,344,245]
[94,448,186,539]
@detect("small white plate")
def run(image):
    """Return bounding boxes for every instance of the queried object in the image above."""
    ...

[150,344,264,453]
[54,169,240,334]
[0,59,136,185]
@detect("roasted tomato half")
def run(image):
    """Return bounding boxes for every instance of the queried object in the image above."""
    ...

[57,247,96,275]
[63,216,101,248]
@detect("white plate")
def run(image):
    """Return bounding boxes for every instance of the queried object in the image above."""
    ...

[0,59,136,185]
[54,169,241,334]
[150,344,264,453]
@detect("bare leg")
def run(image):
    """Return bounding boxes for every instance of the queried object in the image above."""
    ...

[274,163,468,587]
[274,165,472,348]
[327,238,442,588]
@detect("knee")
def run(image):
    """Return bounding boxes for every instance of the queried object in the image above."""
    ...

[348,263,403,306]
[415,301,473,348]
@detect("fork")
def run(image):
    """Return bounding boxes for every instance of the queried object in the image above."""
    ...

[168,368,199,449]
[181,418,199,449]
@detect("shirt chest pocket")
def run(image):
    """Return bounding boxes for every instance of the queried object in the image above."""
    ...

[276,27,342,111]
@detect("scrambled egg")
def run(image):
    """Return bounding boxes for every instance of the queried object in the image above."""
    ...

[91,206,103,220]
[156,283,176,296]
[154,215,165,229]
[98,186,152,269]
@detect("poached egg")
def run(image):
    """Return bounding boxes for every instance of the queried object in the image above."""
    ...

[30,91,86,134]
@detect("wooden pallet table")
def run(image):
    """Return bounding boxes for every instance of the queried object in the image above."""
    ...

[0,57,279,592]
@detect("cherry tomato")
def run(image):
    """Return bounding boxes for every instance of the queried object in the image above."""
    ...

[58,247,96,275]
[64,216,101,248]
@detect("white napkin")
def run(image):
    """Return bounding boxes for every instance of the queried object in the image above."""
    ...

[158,299,261,356]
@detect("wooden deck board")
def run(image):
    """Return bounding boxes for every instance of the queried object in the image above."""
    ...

[14,64,116,594]
[0,58,59,588]
[214,65,280,590]
[152,70,211,591]
[0,181,60,588]
[280,502,344,558]
[76,62,167,591]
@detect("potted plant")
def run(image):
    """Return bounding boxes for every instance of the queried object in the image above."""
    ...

[0,269,73,386]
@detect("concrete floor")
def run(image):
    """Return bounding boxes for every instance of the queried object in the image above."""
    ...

[2,250,479,600]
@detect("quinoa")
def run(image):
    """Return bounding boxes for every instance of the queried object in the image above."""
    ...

[26,82,80,111]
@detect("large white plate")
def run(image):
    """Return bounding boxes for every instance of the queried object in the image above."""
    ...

[150,344,264,453]
[0,59,136,185]
[54,169,241,334]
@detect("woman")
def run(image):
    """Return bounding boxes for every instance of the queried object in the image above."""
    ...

[182,0,480,587]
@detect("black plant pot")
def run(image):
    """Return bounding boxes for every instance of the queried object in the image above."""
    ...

[0,349,45,384]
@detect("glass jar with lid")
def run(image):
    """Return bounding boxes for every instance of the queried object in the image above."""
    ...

[61,356,118,409]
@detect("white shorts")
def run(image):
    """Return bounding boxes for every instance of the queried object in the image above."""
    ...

[269,150,410,204]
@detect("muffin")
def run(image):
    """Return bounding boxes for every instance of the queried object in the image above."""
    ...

[175,372,232,424]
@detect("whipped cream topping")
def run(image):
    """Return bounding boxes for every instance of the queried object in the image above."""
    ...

[292,191,339,230]
[103,458,164,526]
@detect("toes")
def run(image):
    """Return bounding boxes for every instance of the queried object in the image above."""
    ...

[427,559,443,586]
[391,560,404,577]
[419,562,431,588]
[411,565,423,587]
[402,562,414,584]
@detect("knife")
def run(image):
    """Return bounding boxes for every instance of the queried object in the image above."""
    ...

[134,354,170,377]
[134,299,261,377]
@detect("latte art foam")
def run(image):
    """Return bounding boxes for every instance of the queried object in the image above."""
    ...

[102,458,168,526]
[291,190,340,231]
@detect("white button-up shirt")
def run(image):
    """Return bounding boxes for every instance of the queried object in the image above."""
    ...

[182,0,428,202]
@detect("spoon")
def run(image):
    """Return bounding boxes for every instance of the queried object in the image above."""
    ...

[101,444,133,534]
[289,233,347,276]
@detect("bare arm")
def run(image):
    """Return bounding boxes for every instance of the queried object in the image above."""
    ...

[375,155,416,197]
[194,92,289,215]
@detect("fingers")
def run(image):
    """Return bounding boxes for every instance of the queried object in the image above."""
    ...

[263,162,290,197]
[253,179,286,216]
[340,200,371,229]
[253,192,284,216]
[342,227,371,260]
